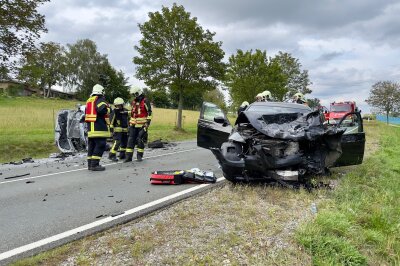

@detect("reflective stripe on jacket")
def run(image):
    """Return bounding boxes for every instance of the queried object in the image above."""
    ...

[110,108,129,133]
[86,96,111,138]
[129,96,152,127]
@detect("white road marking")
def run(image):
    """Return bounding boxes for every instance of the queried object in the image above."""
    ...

[0,148,199,185]
[0,177,225,262]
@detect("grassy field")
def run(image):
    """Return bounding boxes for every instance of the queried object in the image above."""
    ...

[296,121,400,265]
[12,121,399,265]
[0,96,200,163]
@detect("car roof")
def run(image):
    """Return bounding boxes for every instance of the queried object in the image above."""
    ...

[248,101,312,111]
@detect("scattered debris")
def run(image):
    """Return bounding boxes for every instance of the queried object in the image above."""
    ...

[8,161,23,165]
[108,195,114,198]
[96,214,106,219]
[26,180,35,184]
[147,139,177,149]
[42,199,47,202]
[4,173,31,180]
[44,193,48,197]
[111,212,124,217]
[22,158,34,163]
[116,200,123,203]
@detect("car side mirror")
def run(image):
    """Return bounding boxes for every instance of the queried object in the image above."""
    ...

[214,116,226,124]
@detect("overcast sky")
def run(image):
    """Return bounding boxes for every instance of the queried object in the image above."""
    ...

[39,0,400,112]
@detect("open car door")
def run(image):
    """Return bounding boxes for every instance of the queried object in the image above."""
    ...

[334,112,365,166]
[197,102,232,150]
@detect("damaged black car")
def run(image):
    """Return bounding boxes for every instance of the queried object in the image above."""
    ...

[197,102,365,183]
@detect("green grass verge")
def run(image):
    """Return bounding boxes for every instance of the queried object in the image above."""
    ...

[0,96,200,163]
[296,122,400,265]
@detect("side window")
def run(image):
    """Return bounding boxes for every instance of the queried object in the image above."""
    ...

[338,112,363,133]
[202,102,225,121]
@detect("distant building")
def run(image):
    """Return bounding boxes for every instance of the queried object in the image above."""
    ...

[0,80,75,99]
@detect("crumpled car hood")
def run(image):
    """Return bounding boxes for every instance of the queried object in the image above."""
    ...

[237,110,346,141]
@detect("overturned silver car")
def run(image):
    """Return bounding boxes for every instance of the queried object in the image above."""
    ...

[197,102,365,182]
[55,105,88,153]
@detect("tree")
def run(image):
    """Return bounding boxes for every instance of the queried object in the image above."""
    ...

[134,4,225,129]
[18,42,66,98]
[225,49,287,107]
[271,51,312,98]
[63,39,109,100]
[144,88,171,108]
[366,81,400,124]
[307,98,321,110]
[203,88,227,112]
[99,64,130,103]
[0,0,49,78]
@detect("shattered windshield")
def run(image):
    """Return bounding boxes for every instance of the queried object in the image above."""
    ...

[247,105,310,115]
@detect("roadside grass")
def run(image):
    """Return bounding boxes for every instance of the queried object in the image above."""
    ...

[296,121,400,265]
[0,96,199,163]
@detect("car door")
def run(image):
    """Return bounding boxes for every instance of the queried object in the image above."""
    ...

[334,112,365,166]
[197,102,232,150]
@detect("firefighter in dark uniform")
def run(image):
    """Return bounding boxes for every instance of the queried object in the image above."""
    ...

[85,84,111,171]
[108,97,129,161]
[124,87,152,162]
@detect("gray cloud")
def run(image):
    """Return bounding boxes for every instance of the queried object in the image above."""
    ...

[37,0,400,112]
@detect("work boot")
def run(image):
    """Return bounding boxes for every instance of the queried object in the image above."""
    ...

[91,159,106,171]
[137,153,143,162]
[118,151,126,160]
[124,153,133,163]
[87,159,92,170]
[108,152,118,162]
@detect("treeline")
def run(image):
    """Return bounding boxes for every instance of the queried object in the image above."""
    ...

[1,1,313,128]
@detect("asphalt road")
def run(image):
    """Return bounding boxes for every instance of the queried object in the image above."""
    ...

[0,141,222,260]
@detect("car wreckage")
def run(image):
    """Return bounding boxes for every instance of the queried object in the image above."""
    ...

[197,101,365,183]
[55,105,88,153]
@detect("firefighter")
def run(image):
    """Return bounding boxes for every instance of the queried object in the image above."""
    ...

[255,93,263,102]
[108,97,129,162]
[261,90,272,102]
[85,84,111,171]
[237,101,249,115]
[293,92,308,105]
[124,87,152,162]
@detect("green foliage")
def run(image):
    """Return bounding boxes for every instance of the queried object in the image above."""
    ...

[271,51,312,98]
[5,84,25,96]
[366,81,400,124]
[307,97,321,110]
[134,3,225,128]
[18,42,66,97]
[63,39,108,100]
[99,65,129,103]
[225,49,287,107]
[203,89,227,112]
[144,88,171,108]
[0,0,49,78]
[297,123,400,265]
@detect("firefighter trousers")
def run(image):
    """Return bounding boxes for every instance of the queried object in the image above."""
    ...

[110,132,128,155]
[87,137,107,160]
[126,126,147,157]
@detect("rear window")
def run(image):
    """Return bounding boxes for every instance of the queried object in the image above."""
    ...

[247,105,310,114]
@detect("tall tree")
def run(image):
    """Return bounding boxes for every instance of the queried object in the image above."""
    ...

[99,64,130,103]
[18,42,66,98]
[63,39,109,100]
[366,81,400,124]
[225,49,287,106]
[0,0,49,78]
[134,4,225,129]
[271,51,312,98]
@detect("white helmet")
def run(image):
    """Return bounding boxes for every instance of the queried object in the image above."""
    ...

[92,84,105,95]
[262,90,272,101]
[240,101,249,107]
[130,86,142,96]
[113,97,124,105]
[255,93,263,102]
